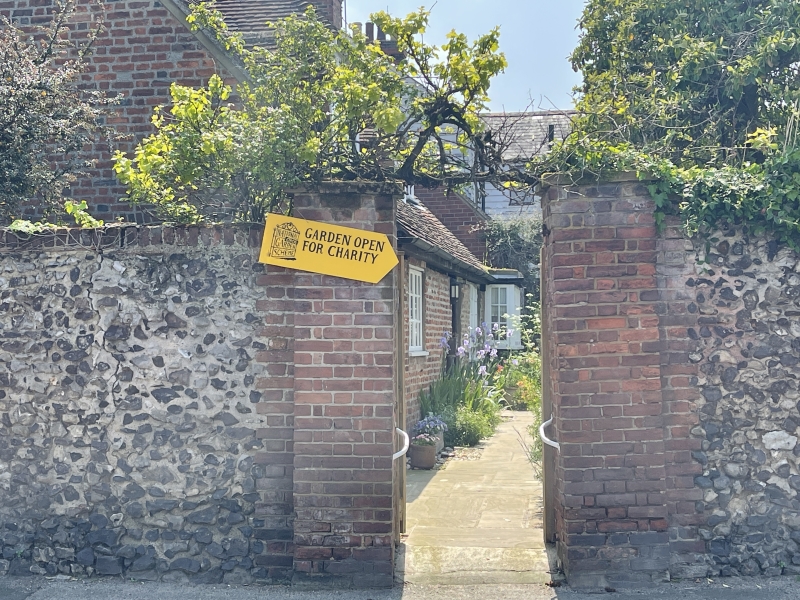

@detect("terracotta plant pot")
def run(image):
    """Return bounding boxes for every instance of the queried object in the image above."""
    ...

[409,443,437,469]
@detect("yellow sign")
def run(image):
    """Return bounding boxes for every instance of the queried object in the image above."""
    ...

[259,214,399,284]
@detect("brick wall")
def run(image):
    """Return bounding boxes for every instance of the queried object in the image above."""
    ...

[541,178,672,588]
[541,176,800,586]
[654,219,705,578]
[253,265,296,579]
[2,0,230,221]
[289,183,398,587]
[403,258,452,431]
[415,187,489,262]
[308,0,342,28]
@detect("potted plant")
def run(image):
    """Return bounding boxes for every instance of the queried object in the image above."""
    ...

[408,433,439,469]
[413,415,448,454]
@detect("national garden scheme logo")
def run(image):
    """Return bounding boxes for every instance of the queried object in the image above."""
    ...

[269,222,300,260]
[259,214,398,283]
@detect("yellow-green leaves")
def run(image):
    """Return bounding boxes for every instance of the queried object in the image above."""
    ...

[64,200,104,228]
[540,0,800,247]
[115,5,519,223]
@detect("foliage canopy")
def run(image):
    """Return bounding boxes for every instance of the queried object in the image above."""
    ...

[114,6,533,223]
[484,217,543,299]
[538,0,800,246]
[0,0,112,222]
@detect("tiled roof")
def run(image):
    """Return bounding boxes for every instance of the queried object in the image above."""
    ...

[210,0,302,35]
[206,0,338,38]
[396,200,488,276]
[482,110,576,162]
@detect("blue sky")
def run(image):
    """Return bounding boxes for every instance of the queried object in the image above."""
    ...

[344,0,586,112]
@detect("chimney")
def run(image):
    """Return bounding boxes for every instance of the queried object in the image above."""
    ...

[365,22,374,42]
[307,0,343,30]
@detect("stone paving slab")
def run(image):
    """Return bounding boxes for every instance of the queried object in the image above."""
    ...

[397,411,551,585]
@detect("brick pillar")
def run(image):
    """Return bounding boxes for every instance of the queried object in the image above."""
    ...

[656,217,705,577]
[252,264,297,580]
[290,183,400,588]
[542,176,670,588]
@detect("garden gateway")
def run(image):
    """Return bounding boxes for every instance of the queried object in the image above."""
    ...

[0,184,529,587]
[1,175,799,590]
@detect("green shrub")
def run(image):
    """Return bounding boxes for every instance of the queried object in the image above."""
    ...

[418,352,503,448]
[443,405,497,447]
[418,376,463,417]
[505,350,543,473]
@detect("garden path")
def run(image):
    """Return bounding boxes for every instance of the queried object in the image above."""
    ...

[395,410,554,585]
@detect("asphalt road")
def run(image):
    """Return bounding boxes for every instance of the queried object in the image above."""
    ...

[3,577,800,600]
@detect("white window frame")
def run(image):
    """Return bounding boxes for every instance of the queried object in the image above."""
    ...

[468,283,479,333]
[485,284,523,349]
[408,266,427,355]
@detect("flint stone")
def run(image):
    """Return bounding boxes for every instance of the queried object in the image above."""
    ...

[709,539,731,557]
[105,325,130,341]
[194,528,213,544]
[171,558,201,573]
[7,560,33,576]
[214,412,239,426]
[723,463,749,479]
[763,431,797,451]
[87,529,120,548]
[129,555,156,572]
[220,559,237,571]
[187,507,218,524]
[193,567,223,584]
[94,556,122,575]
[151,388,179,404]
[224,539,248,557]
[90,514,109,528]
[125,502,144,518]
[143,466,175,485]
[713,475,731,490]
[147,500,179,513]
[708,514,728,527]
[168,368,192,386]
[163,541,189,558]
[116,544,137,559]
[76,548,95,566]
[165,312,187,329]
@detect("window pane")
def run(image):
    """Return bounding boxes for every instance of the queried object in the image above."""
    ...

[409,269,424,350]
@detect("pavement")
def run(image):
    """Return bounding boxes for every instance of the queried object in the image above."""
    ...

[3,577,800,600]
[396,410,552,585]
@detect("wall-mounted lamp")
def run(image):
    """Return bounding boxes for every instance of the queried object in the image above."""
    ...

[450,280,460,300]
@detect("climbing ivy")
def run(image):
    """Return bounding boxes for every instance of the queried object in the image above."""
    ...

[535,0,800,248]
